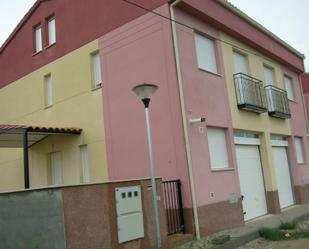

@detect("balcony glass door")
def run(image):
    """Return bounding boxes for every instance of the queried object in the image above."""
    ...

[264,66,274,86]
[234,52,248,104]
[264,66,275,111]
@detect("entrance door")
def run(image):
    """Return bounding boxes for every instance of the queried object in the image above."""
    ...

[236,144,268,221]
[51,152,62,185]
[272,146,294,208]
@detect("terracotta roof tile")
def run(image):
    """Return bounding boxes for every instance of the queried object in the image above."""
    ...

[0,124,82,134]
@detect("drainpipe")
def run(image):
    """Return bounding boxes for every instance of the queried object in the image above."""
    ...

[169,0,200,239]
[299,74,309,134]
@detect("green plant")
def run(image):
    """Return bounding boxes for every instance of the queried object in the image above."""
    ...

[16,246,40,249]
[27,245,41,249]
[211,234,231,245]
[259,228,286,241]
[279,221,297,230]
[291,230,309,239]
[17,242,41,249]
[98,244,115,249]
[259,227,309,241]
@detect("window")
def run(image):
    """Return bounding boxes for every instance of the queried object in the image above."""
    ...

[270,135,287,141]
[264,66,274,85]
[44,74,53,107]
[284,76,294,101]
[294,137,304,163]
[50,152,62,185]
[80,145,90,183]
[91,52,102,88]
[207,127,229,169]
[233,51,248,74]
[194,33,218,74]
[234,131,258,138]
[47,17,56,45]
[34,25,43,53]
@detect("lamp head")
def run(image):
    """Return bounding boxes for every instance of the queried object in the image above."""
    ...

[132,83,158,108]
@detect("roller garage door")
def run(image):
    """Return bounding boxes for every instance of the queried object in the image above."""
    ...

[272,139,294,208]
[235,136,268,221]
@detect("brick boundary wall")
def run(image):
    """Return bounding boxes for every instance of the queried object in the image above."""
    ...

[0,178,168,249]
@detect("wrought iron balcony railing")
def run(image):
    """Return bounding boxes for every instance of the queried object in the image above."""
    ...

[265,85,291,119]
[234,73,267,113]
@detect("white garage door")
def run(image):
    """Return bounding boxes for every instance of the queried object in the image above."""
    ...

[272,146,294,208]
[236,145,268,221]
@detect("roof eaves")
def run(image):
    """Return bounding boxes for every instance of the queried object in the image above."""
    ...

[216,0,305,59]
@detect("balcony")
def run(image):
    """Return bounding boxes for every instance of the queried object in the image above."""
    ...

[265,85,291,119]
[234,73,267,113]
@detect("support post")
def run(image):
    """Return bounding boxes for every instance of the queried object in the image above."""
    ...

[23,130,30,189]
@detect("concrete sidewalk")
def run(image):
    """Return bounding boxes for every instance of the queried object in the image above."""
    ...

[215,203,309,249]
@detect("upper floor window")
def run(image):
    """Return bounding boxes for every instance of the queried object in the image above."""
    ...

[194,33,218,74]
[44,74,53,107]
[47,17,56,45]
[91,52,102,88]
[284,75,294,101]
[233,51,248,74]
[207,127,229,170]
[34,25,43,53]
[264,66,274,85]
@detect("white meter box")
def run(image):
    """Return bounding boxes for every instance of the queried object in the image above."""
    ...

[115,186,144,243]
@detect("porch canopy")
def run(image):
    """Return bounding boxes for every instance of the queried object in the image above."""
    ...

[0,125,82,189]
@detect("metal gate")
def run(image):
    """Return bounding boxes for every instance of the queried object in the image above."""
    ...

[162,180,185,235]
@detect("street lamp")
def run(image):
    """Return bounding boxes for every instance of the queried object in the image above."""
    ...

[132,83,161,249]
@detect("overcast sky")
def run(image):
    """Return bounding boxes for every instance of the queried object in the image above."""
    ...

[0,1,36,46]
[228,0,309,71]
[0,0,308,71]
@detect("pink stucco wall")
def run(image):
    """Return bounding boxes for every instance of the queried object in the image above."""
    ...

[304,94,309,113]
[99,4,241,209]
[174,9,241,207]
[283,67,309,186]
[99,1,306,212]
[99,5,192,207]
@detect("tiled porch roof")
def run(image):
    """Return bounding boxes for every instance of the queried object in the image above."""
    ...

[0,124,82,134]
[0,124,82,148]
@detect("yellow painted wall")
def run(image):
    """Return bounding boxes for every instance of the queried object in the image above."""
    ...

[220,32,291,191]
[0,40,108,191]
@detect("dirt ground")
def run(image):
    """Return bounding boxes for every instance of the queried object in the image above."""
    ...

[171,217,309,249]
[238,217,309,249]
[238,237,309,249]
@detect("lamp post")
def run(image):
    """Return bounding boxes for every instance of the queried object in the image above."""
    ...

[132,83,161,249]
